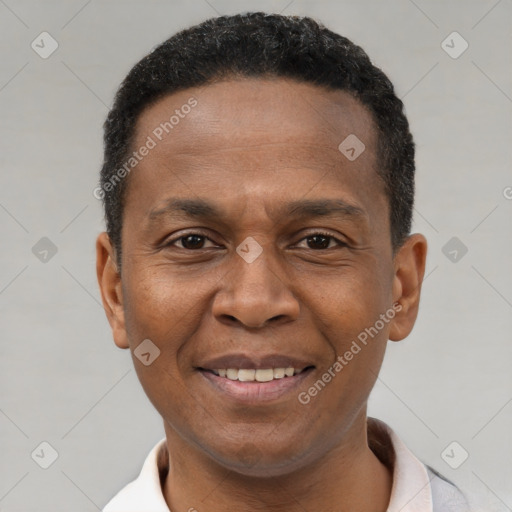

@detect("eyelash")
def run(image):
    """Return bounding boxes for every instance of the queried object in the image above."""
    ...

[165,230,347,250]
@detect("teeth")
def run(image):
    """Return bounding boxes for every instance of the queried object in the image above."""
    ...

[273,368,285,379]
[238,369,256,382]
[227,368,238,380]
[212,367,304,381]
[255,369,274,382]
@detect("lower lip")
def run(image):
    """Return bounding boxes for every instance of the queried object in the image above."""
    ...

[199,368,314,403]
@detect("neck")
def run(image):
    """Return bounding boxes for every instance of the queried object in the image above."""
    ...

[161,413,392,512]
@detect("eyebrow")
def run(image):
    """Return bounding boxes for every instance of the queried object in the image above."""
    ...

[148,198,367,225]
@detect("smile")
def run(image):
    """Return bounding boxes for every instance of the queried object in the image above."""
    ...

[210,368,305,382]
[199,366,314,403]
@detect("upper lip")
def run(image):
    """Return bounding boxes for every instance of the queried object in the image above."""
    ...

[198,354,315,371]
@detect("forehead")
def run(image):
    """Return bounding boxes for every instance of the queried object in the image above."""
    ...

[126,78,386,228]
[134,78,377,159]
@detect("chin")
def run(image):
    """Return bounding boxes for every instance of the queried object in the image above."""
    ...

[206,440,311,479]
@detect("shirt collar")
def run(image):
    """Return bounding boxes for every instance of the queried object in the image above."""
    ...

[368,417,433,512]
[103,418,434,512]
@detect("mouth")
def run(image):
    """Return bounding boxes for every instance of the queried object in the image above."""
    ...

[196,355,315,403]
[206,367,308,381]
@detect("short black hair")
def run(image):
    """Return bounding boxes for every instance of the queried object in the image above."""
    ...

[99,12,415,268]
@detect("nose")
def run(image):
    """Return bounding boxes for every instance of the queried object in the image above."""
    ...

[211,248,300,329]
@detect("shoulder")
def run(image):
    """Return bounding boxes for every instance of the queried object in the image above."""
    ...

[102,438,169,512]
[426,465,472,512]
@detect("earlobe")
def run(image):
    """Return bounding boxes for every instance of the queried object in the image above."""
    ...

[388,233,428,342]
[96,232,129,349]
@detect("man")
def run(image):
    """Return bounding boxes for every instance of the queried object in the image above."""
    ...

[96,12,471,511]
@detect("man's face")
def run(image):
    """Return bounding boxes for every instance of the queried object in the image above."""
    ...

[98,78,423,476]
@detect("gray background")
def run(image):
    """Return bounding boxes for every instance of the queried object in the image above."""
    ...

[0,0,511,510]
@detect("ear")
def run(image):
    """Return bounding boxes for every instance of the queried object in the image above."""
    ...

[388,233,428,342]
[96,232,129,349]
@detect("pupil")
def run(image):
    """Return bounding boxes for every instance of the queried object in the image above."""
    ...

[308,235,329,249]
[183,235,204,249]
[180,235,331,250]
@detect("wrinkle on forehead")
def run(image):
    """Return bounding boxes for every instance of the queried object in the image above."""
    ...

[133,77,378,159]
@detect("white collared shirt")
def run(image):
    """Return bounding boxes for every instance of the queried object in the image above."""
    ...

[103,418,471,511]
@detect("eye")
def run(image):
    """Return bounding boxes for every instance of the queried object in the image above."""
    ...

[163,231,346,251]
[296,232,347,250]
[166,232,218,250]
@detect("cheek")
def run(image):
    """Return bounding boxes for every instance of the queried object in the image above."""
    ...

[120,266,215,399]
[120,275,189,412]
[121,265,201,344]
[305,265,392,393]
[308,265,392,343]
[120,271,199,420]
